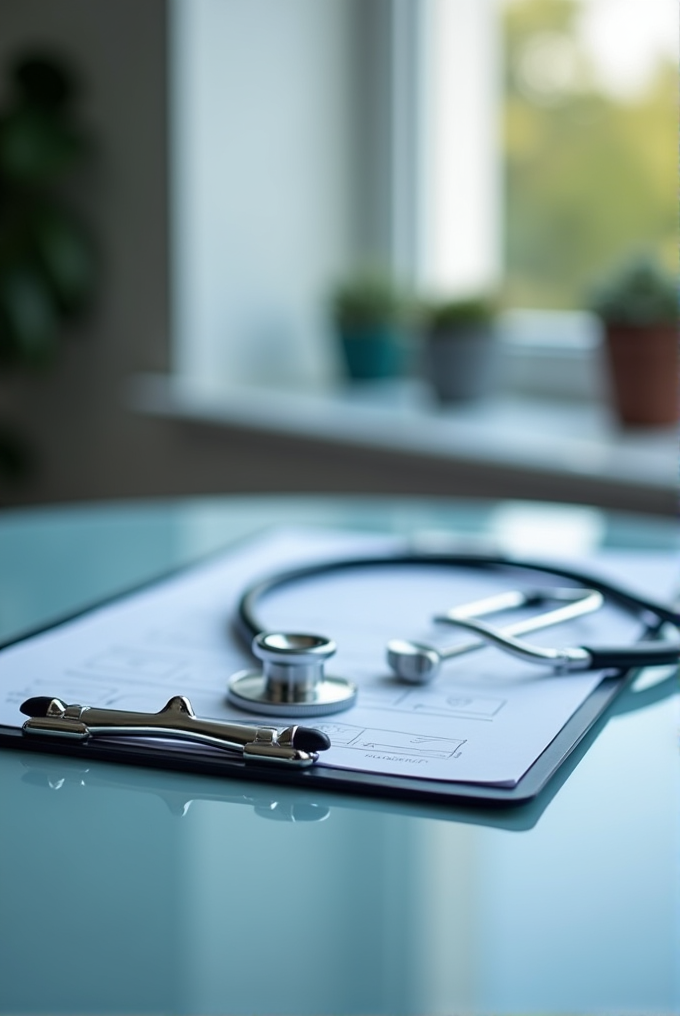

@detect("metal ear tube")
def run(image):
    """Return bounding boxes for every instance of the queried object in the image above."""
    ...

[386,587,604,683]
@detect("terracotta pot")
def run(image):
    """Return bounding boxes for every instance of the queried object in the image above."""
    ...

[604,323,678,426]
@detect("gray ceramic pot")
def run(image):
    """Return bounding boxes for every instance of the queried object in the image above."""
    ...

[424,325,497,402]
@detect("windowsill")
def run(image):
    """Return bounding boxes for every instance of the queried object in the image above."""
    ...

[128,372,677,494]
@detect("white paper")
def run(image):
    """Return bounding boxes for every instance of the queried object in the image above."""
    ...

[0,527,676,787]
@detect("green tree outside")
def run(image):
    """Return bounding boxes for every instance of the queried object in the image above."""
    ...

[503,0,676,308]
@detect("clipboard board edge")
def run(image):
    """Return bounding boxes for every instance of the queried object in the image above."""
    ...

[0,670,629,809]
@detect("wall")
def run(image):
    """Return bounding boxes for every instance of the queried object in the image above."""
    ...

[0,0,172,505]
[0,1,672,516]
[0,0,382,507]
[171,0,360,388]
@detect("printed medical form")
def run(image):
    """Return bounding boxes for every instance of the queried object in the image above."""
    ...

[0,529,675,787]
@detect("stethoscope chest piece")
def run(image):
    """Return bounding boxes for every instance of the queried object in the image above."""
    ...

[227,632,358,717]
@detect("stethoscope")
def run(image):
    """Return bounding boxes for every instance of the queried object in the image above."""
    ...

[226,552,680,717]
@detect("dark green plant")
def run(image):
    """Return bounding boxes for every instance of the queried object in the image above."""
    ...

[332,271,404,331]
[0,52,96,368]
[423,295,496,332]
[0,51,96,483]
[588,255,677,326]
[0,421,34,479]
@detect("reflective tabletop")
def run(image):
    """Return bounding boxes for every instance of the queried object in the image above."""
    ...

[0,496,678,1016]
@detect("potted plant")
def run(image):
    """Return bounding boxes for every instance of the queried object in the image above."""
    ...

[331,271,407,380]
[420,295,497,402]
[589,255,677,426]
[0,52,97,478]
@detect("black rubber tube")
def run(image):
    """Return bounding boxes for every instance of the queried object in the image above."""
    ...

[584,642,680,669]
[236,552,680,668]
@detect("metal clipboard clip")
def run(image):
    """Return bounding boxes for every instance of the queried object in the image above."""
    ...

[20,695,331,767]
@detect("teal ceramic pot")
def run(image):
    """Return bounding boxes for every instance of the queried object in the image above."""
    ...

[339,325,406,380]
[424,324,497,402]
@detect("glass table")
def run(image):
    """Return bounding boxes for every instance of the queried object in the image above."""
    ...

[0,495,677,1016]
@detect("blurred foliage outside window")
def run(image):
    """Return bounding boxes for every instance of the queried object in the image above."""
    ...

[502,0,676,309]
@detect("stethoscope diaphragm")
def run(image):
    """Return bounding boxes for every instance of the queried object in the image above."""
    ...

[227,631,357,717]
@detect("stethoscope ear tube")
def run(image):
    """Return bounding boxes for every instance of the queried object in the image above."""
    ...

[236,552,680,678]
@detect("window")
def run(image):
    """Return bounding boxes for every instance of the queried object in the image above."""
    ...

[501,0,677,309]
[415,0,677,400]
[170,0,358,387]
[170,0,676,390]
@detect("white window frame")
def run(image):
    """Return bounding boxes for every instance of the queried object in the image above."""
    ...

[169,0,599,402]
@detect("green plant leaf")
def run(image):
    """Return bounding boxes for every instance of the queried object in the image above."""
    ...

[34,206,95,313]
[0,419,34,480]
[332,271,405,329]
[0,107,83,183]
[588,254,677,325]
[0,266,59,366]
[423,296,496,329]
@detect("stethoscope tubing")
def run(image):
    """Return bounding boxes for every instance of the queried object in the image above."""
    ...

[237,552,680,670]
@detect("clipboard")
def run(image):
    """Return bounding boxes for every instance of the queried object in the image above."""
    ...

[0,528,674,809]
[4,671,654,832]
[0,669,639,810]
